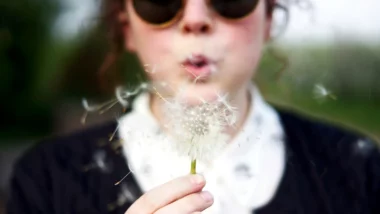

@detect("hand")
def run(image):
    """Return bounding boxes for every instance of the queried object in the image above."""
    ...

[125,174,213,214]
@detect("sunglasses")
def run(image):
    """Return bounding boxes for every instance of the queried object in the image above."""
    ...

[132,0,260,27]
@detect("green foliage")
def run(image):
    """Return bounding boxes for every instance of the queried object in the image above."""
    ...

[0,0,63,139]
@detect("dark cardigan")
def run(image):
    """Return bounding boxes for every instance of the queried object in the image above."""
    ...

[6,106,380,214]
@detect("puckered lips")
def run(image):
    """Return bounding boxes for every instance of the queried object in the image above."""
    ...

[181,54,215,81]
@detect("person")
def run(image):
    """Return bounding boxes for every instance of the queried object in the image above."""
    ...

[6,0,380,213]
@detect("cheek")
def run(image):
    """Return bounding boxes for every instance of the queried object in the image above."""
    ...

[126,4,174,68]
[131,29,176,80]
[132,29,169,62]
[135,33,180,84]
[226,6,267,74]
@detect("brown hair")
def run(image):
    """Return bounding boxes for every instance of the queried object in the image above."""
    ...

[97,0,279,90]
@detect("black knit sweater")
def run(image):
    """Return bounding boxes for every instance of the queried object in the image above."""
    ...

[6,107,380,214]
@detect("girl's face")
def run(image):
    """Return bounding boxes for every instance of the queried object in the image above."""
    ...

[121,0,272,104]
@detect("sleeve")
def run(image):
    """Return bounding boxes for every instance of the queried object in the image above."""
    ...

[366,139,380,214]
[6,145,53,214]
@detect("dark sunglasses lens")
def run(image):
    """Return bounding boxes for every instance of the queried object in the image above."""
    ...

[211,0,260,19]
[133,0,182,25]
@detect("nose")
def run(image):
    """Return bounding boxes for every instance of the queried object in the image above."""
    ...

[179,0,213,34]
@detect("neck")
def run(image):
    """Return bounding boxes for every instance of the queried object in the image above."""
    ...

[149,84,252,142]
[225,84,251,140]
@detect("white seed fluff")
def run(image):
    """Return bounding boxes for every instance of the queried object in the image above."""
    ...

[161,95,238,162]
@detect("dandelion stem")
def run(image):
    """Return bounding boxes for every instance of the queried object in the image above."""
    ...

[190,159,197,174]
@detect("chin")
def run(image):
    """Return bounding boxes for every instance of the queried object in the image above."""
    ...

[172,81,226,106]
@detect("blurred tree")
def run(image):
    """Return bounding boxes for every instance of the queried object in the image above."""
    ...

[0,0,63,140]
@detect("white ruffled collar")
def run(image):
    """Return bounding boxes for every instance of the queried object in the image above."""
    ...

[118,84,285,213]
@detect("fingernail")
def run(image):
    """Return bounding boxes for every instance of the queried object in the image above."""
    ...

[200,191,213,202]
[192,174,205,185]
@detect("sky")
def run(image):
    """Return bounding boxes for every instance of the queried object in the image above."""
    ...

[279,0,380,43]
[53,0,380,44]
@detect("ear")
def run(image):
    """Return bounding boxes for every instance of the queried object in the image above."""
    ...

[118,12,136,52]
[264,14,273,42]
[264,0,276,42]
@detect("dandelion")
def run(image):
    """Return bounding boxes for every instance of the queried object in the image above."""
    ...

[81,80,238,175]
[159,90,238,174]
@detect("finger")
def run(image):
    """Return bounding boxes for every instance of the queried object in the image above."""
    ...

[126,174,206,214]
[155,191,213,214]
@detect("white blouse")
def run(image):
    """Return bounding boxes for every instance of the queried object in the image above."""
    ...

[118,84,286,213]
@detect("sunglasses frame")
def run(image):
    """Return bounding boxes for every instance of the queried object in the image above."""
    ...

[131,0,260,29]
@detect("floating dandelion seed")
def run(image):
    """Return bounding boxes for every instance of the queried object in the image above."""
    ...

[144,63,160,74]
[80,83,152,185]
[108,183,136,210]
[313,84,337,102]
[81,98,119,124]
[115,86,130,108]
[81,83,149,125]
[216,91,238,126]
[160,91,238,174]
[83,150,111,173]
[114,163,136,186]
[114,171,132,186]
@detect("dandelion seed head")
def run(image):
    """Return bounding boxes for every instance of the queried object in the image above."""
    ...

[161,91,238,162]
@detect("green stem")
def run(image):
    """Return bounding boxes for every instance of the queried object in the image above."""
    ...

[190,159,197,174]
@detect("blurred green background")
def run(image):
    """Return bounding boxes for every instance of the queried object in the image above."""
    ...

[0,0,379,212]
[1,0,379,142]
